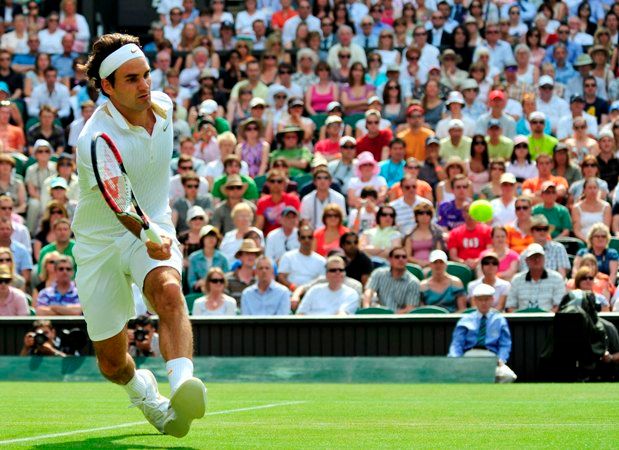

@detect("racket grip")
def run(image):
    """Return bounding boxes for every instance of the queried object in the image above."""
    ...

[143,228,163,245]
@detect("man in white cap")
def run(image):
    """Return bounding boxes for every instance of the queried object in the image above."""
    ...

[527,111,558,160]
[25,139,56,233]
[535,75,568,134]
[435,91,475,138]
[461,79,487,120]
[506,243,565,312]
[72,34,206,437]
[448,283,517,383]
[439,119,471,160]
[328,136,357,190]
[355,96,391,135]
[556,94,598,140]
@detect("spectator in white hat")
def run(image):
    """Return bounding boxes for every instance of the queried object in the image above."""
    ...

[420,249,467,312]
[527,111,558,160]
[435,91,475,138]
[25,139,56,233]
[535,75,569,134]
[328,136,357,190]
[439,119,472,161]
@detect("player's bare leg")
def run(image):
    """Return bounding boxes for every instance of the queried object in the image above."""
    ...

[93,328,170,431]
[143,266,207,438]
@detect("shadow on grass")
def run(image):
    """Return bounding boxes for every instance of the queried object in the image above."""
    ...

[31,433,199,450]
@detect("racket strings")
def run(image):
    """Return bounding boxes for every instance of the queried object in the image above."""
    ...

[95,139,132,212]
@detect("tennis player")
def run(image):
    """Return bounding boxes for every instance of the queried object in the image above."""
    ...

[72,33,206,437]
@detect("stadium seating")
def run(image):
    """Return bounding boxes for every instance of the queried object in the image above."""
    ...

[184,293,203,315]
[406,263,424,281]
[428,262,474,288]
[355,307,394,315]
[555,237,586,256]
[409,306,450,314]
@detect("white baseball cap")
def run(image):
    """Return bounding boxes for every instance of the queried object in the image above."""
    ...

[524,243,545,259]
[429,250,448,263]
[472,283,495,297]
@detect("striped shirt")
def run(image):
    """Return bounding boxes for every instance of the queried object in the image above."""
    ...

[367,267,421,311]
[518,241,571,273]
[390,196,432,235]
[73,91,176,245]
[506,269,565,311]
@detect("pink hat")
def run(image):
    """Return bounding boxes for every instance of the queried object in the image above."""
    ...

[354,151,379,178]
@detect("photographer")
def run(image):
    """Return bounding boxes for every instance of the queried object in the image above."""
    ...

[20,319,66,357]
[127,315,160,358]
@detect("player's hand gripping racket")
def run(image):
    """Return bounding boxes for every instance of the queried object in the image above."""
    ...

[91,132,163,245]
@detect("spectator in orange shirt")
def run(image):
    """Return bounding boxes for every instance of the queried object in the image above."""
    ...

[272,0,298,30]
[521,153,568,203]
[397,104,434,161]
[0,101,25,152]
[389,157,433,202]
[505,196,534,254]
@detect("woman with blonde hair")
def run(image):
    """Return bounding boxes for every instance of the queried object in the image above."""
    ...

[259,52,279,85]
[572,178,612,242]
[574,223,618,286]
[192,267,237,316]
[0,247,25,291]
[264,32,291,65]
[436,157,469,205]
[568,255,613,310]
[33,250,61,302]
[219,203,264,265]
[313,204,349,257]
[403,203,445,267]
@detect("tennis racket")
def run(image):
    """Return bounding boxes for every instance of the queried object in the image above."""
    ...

[91,132,163,245]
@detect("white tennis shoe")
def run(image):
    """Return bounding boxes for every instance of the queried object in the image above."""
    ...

[130,369,170,433]
[163,377,207,438]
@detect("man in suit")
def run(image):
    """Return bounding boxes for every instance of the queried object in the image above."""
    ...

[426,11,453,48]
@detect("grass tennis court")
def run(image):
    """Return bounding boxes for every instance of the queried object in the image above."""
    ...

[0,383,617,448]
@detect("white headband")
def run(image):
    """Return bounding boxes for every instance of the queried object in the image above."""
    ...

[99,43,145,79]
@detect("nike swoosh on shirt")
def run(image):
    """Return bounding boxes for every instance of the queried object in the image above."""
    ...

[163,122,170,132]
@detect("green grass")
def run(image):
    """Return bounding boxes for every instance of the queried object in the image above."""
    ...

[0,383,617,449]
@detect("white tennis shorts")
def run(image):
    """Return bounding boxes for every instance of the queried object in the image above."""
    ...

[74,232,183,342]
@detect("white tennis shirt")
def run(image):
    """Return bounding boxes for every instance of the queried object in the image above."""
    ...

[73,91,175,245]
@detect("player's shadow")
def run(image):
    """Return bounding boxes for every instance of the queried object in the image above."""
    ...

[31,432,199,450]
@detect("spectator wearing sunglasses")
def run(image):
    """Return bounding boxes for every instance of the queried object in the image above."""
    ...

[362,246,420,313]
[36,255,80,316]
[447,201,492,270]
[255,169,301,235]
[192,267,237,316]
[467,253,510,311]
[517,215,570,278]
[0,263,28,316]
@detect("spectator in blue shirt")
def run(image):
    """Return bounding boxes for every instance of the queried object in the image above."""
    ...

[0,217,32,288]
[448,283,517,382]
[36,255,81,316]
[241,255,290,315]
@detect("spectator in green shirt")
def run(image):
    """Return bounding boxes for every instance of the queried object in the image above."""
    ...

[270,125,313,178]
[38,218,75,276]
[527,111,558,160]
[485,119,513,160]
[532,181,572,239]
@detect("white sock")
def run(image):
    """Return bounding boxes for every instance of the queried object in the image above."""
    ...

[124,371,147,400]
[166,357,194,393]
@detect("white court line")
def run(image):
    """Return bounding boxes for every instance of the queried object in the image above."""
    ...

[0,401,306,446]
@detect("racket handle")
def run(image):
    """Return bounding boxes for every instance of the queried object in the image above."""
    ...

[143,228,163,245]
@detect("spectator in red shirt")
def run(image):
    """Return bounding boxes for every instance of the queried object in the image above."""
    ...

[255,169,301,235]
[448,201,492,269]
[314,115,343,161]
[356,109,393,161]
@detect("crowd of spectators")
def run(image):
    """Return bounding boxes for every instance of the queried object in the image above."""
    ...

[0,0,619,350]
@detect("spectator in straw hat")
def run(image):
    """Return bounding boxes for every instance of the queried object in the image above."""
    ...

[210,174,256,235]
[225,238,262,306]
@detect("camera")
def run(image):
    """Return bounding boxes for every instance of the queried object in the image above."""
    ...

[33,330,48,347]
[134,328,147,342]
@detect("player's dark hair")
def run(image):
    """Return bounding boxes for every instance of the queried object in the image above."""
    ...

[80,33,141,95]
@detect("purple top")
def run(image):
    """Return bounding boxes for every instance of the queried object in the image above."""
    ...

[342,84,375,115]
[437,200,465,230]
[241,140,264,178]
[37,282,80,307]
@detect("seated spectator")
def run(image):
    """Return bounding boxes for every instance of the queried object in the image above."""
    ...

[448,283,517,383]
[448,202,492,270]
[348,186,379,235]
[569,156,608,207]
[278,225,326,290]
[526,111,558,160]
[506,243,565,312]
[28,67,71,126]
[192,268,237,316]
[596,130,619,194]
[532,181,572,238]
[255,169,301,235]
[0,101,26,154]
[0,195,30,254]
[296,256,360,315]
[37,218,75,274]
[40,153,78,208]
[517,215,570,277]
[357,110,392,162]
[300,169,346,229]
[362,247,420,314]
[390,174,433,235]
[468,253,510,311]
[418,137,445,191]
[437,174,471,231]
[572,177,612,242]
[435,157,468,206]
[35,256,80,316]
[171,171,213,234]
[574,224,618,286]
[0,263,28,315]
[169,154,210,203]
[388,158,434,203]
[340,232,373,286]
[210,174,256,235]
[0,246,25,291]
[360,205,402,263]
[47,177,76,220]
[397,104,434,161]
[273,123,314,175]
[314,116,344,162]
[33,251,60,302]
[265,206,300,265]
[205,134,250,188]
[313,204,349,257]
[480,226,520,281]
[505,196,534,254]
[187,225,229,293]
[559,129,590,182]
[0,217,31,288]
[522,153,568,203]
[225,239,260,306]
[237,117,270,178]
[403,203,446,268]
[567,266,611,312]
[484,119,514,161]
[328,136,357,190]
[440,119,472,162]
[347,151,388,208]
[25,139,56,233]
[26,105,65,155]
[178,206,206,263]
[479,158,506,200]
[32,201,68,262]
[490,173,517,226]
[420,250,467,312]
[506,136,538,183]
[241,256,291,315]
[219,203,264,266]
